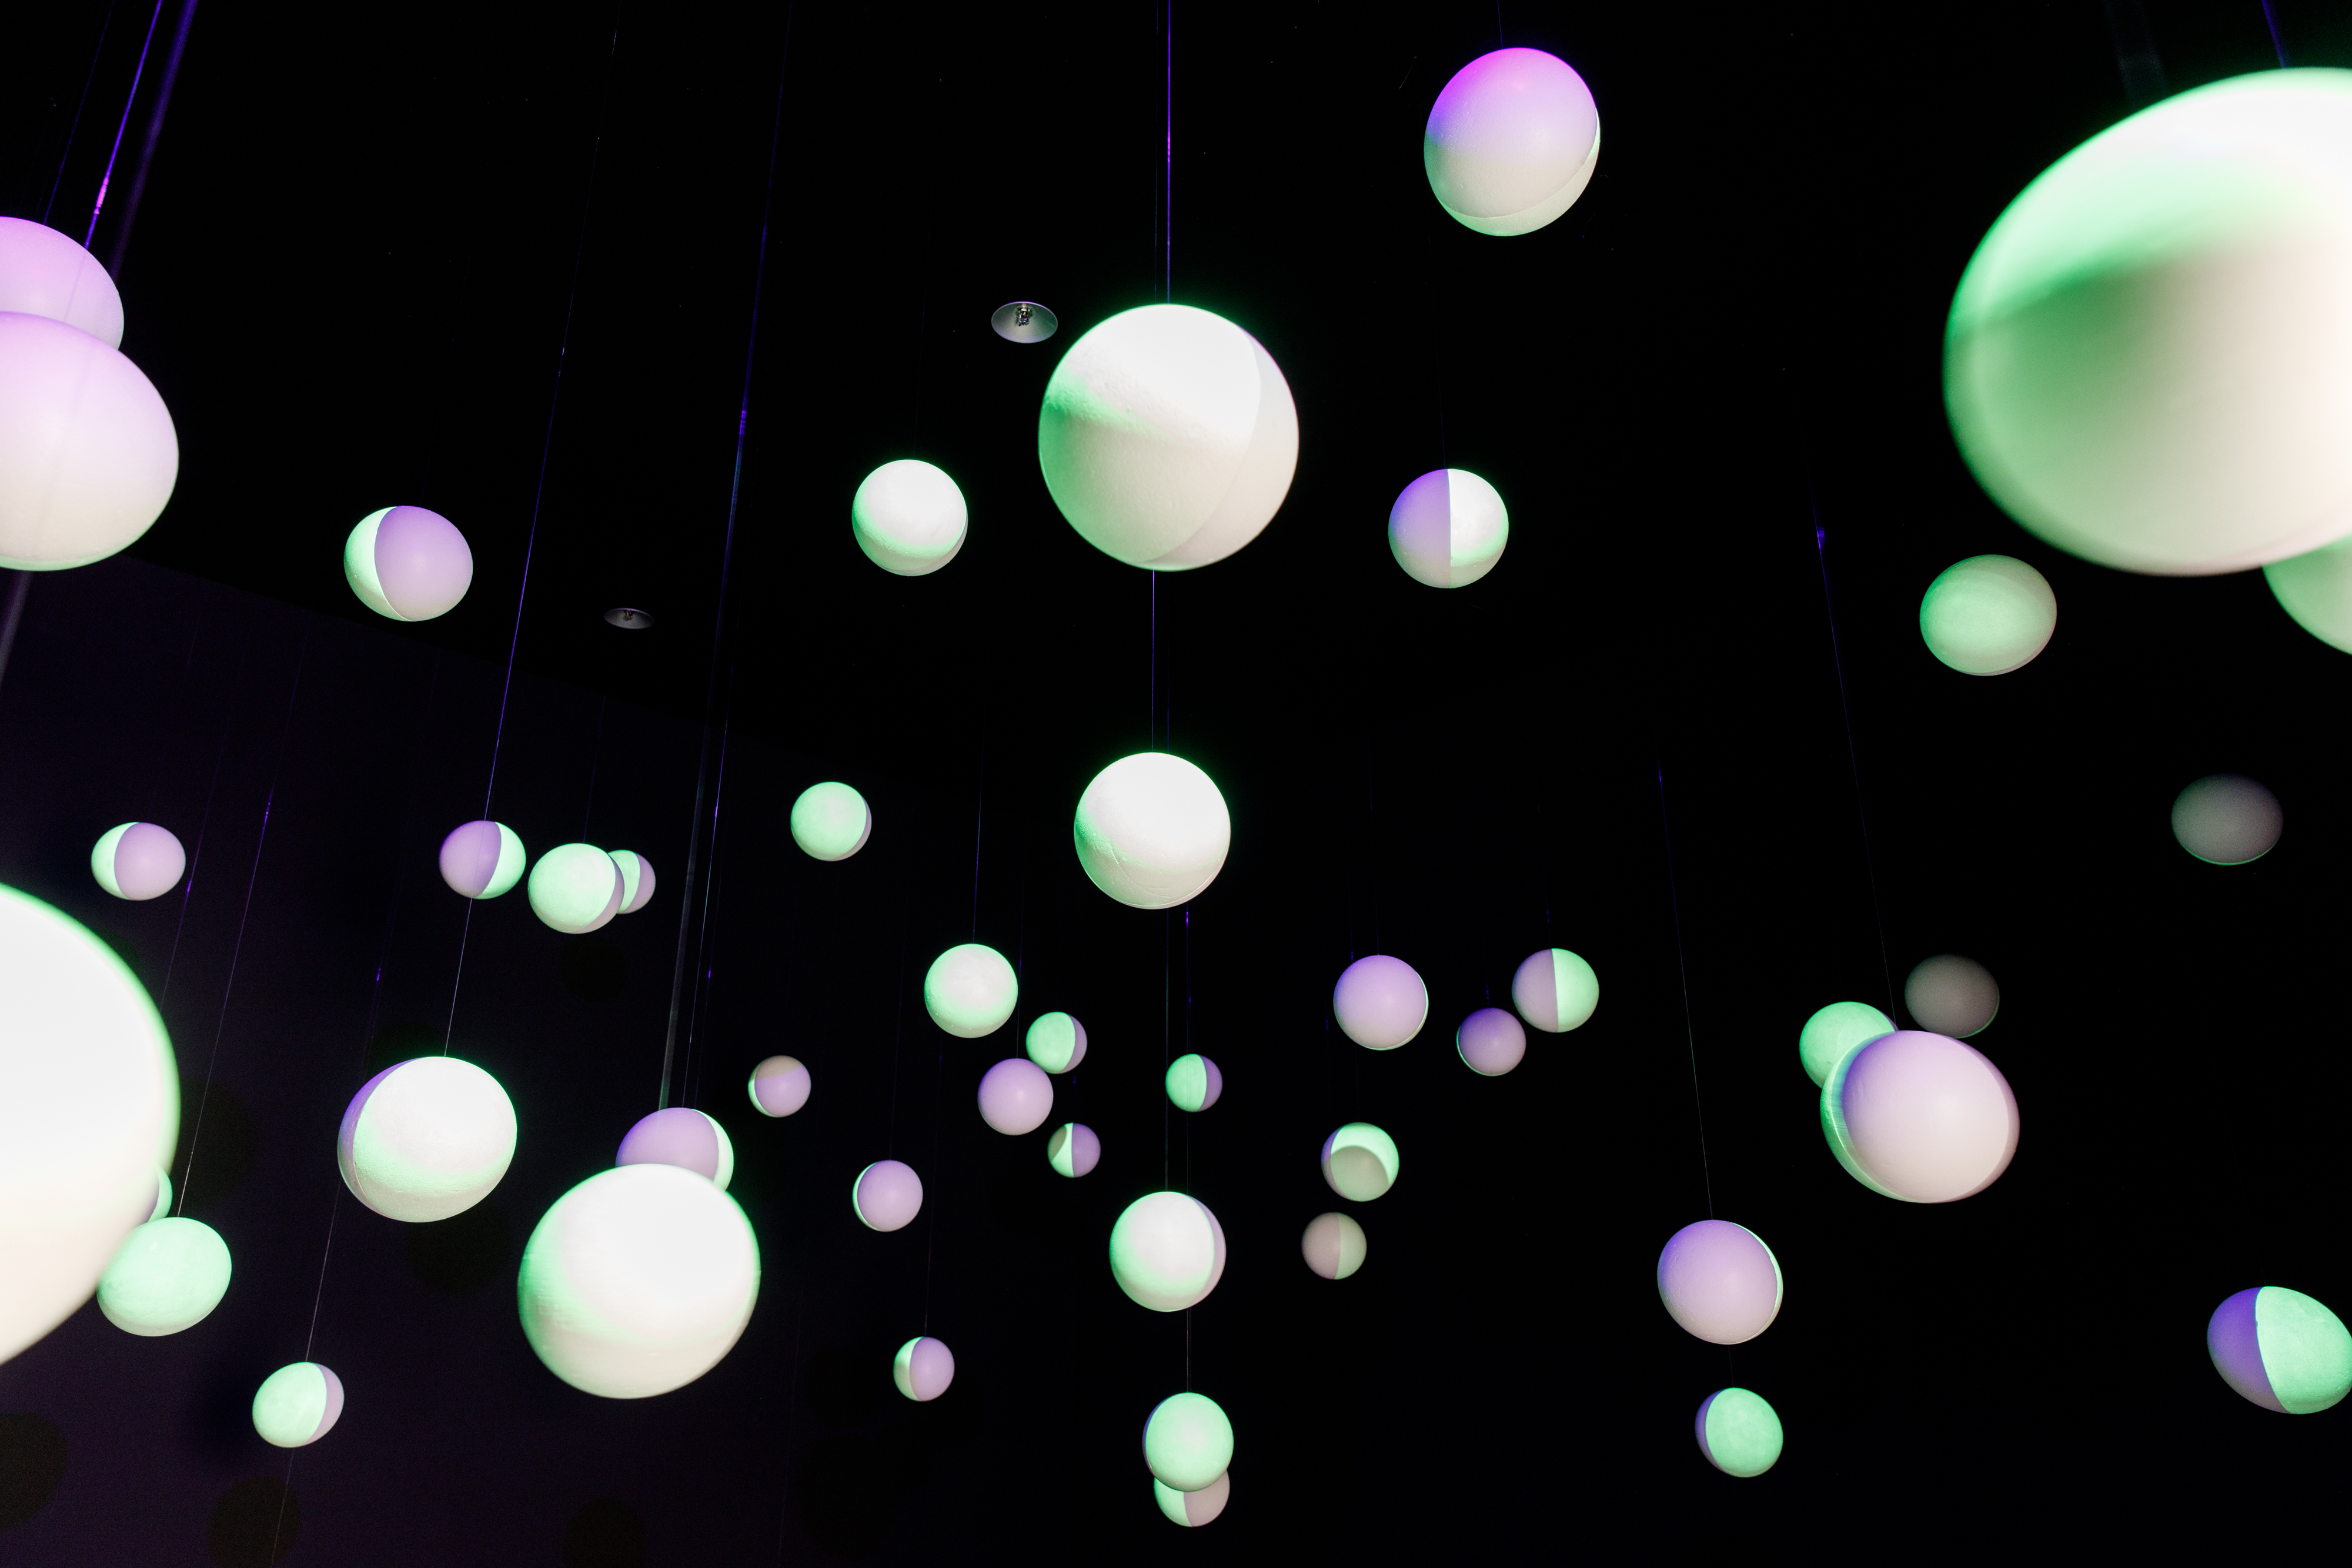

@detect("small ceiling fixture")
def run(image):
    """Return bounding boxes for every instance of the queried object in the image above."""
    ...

[603,606,653,630]
[990,301,1058,343]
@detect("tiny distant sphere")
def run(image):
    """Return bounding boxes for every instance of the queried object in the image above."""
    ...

[2264,533,2352,651]
[1456,1007,1526,1076]
[1109,1192,1227,1312]
[437,820,525,900]
[1657,1219,1783,1345]
[608,851,656,913]
[790,781,872,861]
[344,506,473,621]
[1155,1469,1231,1527]
[1073,753,1232,908]
[528,843,623,934]
[252,1362,345,1447]
[1512,948,1599,1033]
[1047,1122,1100,1178]
[1388,469,1509,587]
[1025,1011,1088,1073]
[1919,554,2057,674]
[1798,1000,1895,1088]
[1300,1212,1367,1281]
[2172,774,2283,865]
[977,1058,1054,1135]
[1165,1053,1222,1112]
[1903,955,1999,1037]
[89,821,185,901]
[853,1159,923,1232]
[1332,955,1427,1050]
[1038,305,1298,571]
[1424,48,1602,236]
[851,459,968,576]
[0,218,124,344]
[924,944,1019,1038]
[617,1107,734,1191]
[2208,1286,2352,1413]
[97,1216,230,1336]
[747,1056,811,1118]
[1142,1391,1234,1493]
[337,1056,518,1223]
[1321,1123,1400,1203]
[1822,1030,2020,1202]
[0,312,178,571]
[1695,1388,1783,1478]
[893,1335,956,1401]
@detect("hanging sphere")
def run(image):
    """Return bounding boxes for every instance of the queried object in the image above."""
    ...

[1512,948,1599,1033]
[252,1362,345,1448]
[1903,955,1999,1038]
[1142,1391,1234,1493]
[977,1058,1054,1136]
[1332,954,1426,1050]
[1155,1469,1231,1527]
[1798,1000,1895,1088]
[1695,1388,1783,1478]
[1300,1212,1367,1281]
[517,1163,760,1399]
[1656,1220,1783,1345]
[853,1159,923,1232]
[343,506,473,621]
[1822,1030,2020,1203]
[96,1216,230,1336]
[146,1167,171,1222]
[789,781,871,861]
[1073,753,1231,909]
[1321,1122,1400,1203]
[437,820,524,900]
[0,884,178,1362]
[336,1056,518,1223]
[0,311,177,571]
[2264,533,2352,652]
[1025,1011,1087,1073]
[1424,48,1601,236]
[2208,1286,2352,1413]
[1047,1122,1100,1178]
[1165,1053,1222,1112]
[609,851,656,913]
[617,1108,734,1190]
[851,459,968,576]
[2172,774,2283,865]
[0,218,123,345]
[923,944,1018,1038]
[1109,1192,1227,1312]
[1455,1007,1526,1076]
[528,843,623,934]
[1919,554,2056,675]
[89,821,185,901]
[1946,71,2352,575]
[1038,304,1298,571]
[746,1055,811,1118]
[1388,469,1509,588]
[893,1335,956,1402]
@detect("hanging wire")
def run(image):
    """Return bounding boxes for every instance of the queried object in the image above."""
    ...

[82,0,168,249]
[102,0,201,278]
[1809,503,1900,1015]
[159,643,243,1005]
[41,0,119,225]
[2260,2,2288,66]
[1651,743,1715,1219]
[0,574,33,693]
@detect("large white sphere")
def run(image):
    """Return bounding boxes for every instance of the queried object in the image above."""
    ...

[2173,774,2283,864]
[853,1159,923,1231]
[2265,533,2352,651]
[893,1335,956,1402]
[336,1057,517,1223]
[617,1107,734,1191]
[1388,469,1509,588]
[0,884,178,1362]
[923,944,1018,1038]
[1423,48,1602,236]
[528,842,623,934]
[1331,955,1427,1050]
[0,218,123,345]
[1301,1212,1368,1281]
[1073,753,1231,909]
[1919,554,2056,675]
[1156,1469,1231,1527]
[518,1163,760,1399]
[0,311,178,571]
[1321,1122,1399,1202]
[437,820,524,899]
[747,1055,811,1118]
[1109,1192,1227,1312]
[1946,70,2352,574]
[1903,954,1999,1038]
[852,459,968,576]
[609,850,656,913]
[1822,1030,2021,1203]
[90,821,185,901]
[790,782,871,861]
[1512,947,1599,1033]
[252,1362,344,1447]
[1037,305,1298,571]
[343,506,473,621]
[1655,1219,1783,1345]
[977,1058,1054,1135]
[96,1216,230,1336]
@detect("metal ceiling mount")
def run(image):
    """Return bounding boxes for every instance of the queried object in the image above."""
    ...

[990,301,1058,344]
[603,606,654,630]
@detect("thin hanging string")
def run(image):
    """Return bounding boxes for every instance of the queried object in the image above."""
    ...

[2260,2,2288,66]
[674,700,735,1109]
[884,934,907,1156]
[42,0,119,225]
[102,0,200,279]
[1161,909,1171,1191]
[1161,0,1172,300]
[1495,1,1504,48]
[82,0,167,248]
[1651,744,1715,1219]
[159,645,244,1004]
[0,574,33,694]
[1809,509,1899,1015]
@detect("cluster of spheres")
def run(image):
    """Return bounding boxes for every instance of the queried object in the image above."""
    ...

[527,841,657,933]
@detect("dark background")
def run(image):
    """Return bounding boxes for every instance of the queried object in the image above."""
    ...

[4,0,2350,1562]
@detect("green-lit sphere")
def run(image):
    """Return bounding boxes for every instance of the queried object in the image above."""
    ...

[1155,1469,1230,1527]
[1798,1000,1894,1088]
[923,944,1018,1038]
[1025,1011,1087,1073]
[1142,1391,1233,1493]
[851,459,967,576]
[527,842,622,934]
[2209,1286,2352,1413]
[1320,1122,1399,1202]
[790,782,871,861]
[1511,948,1598,1034]
[1164,1053,1221,1112]
[96,1216,229,1336]
[1046,1122,1100,1178]
[2265,533,2352,653]
[1110,1192,1226,1312]
[1919,554,2056,675]
[1694,1387,1782,1477]
[252,1362,344,1447]
[1073,752,1231,909]
[1300,1212,1367,1281]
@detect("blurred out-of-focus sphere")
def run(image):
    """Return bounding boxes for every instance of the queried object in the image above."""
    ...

[1321,1122,1400,1202]
[1047,1122,1100,1178]
[1142,1391,1234,1492]
[528,843,622,934]
[1695,1388,1783,1477]
[1423,48,1601,236]
[1073,752,1231,909]
[790,781,871,861]
[1300,1212,1367,1281]
[438,820,524,900]
[1798,1000,1895,1088]
[609,850,656,913]
[336,1056,518,1223]
[1332,954,1427,1049]
[923,944,1018,1038]
[1512,948,1599,1033]
[1822,1030,2020,1202]
[147,1168,171,1222]
[89,821,185,901]
[893,1335,956,1402]
[253,1362,345,1447]
[1903,954,1999,1037]
[517,1163,760,1399]
[1156,1469,1231,1527]
[0,884,178,1362]
[96,1216,230,1336]
[2171,774,2283,865]
[1656,1219,1783,1345]
[1946,70,2352,575]
[853,1159,923,1232]
[1025,1011,1087,1073]
[0,218,123,344]
[1165,1052,1222,1112]
[1038,304,1298,571]
[344,506,473,621]
[0,311,178,571]
[617,1107,734,1191]
[977,1057,1054,1135]
[1456,1007,1527,1076]
[1919,554,2057,674]
[1109,1192,1227,1312]
[851,459,968,576]
[2208,1286,2352,1413]
[2264,532,2352,652]
[1388,469,1509,587]
[747,1056,811,1118]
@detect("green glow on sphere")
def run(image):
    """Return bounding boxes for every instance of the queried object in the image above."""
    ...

[1025,1012,1087,1073]
[1300,1212,1367,1281]
[1073,752,1231,909]
[790,782,871,861]
[1142,1391,1234,1493]
[252,1362,343,1447]
[2256,1286,2352,1413]
[1696,1387,1782,1477]
[1919,554,2056,675]
[2265,533,2352,652]
[527,843,622,934]
[1798,1001,1895,1088]
[923,944,1018,1038]
[148,1168,171,1222]
[96,1216,229,1336]
[609,850,654,913]
[851,459,968,576]
[1109,1192,1226,1312]
[1511,948,1598,1034]
[1155,1469,1230,1527]
[1165,1053,1220,1112]
[1321,1122,1399,1202]
[1045,1122,1099,1178]
[482,824,524,897]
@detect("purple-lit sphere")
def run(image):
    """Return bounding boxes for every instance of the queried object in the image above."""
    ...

[437,820,525,900]
[1301,1212,1368,1281]
[853,1159,923,1232]
[1388,469,1509,588]
[1332,955,1426,1051]
[1512,947,1599,1033]
[89,823,185,901]
[617,1107,734,1191]
[1822,1030,2020,1202]
[893,1335,956,1402]
[1455,1007,1526,1076]
[747,1056,810,1118]
[343,506,473,621]
[2208,1286,2352,1413]
[977,1057,1054,1136]
[1424,48,1601,237]
[0,218,123,345]
[1047,1122,1100,1178]
[1656,1219,1783,1345]
[0,311,177,571]
[609,850,656,913]
[1155,1469,1231,1527]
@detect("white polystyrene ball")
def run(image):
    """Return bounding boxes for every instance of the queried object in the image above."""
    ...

[1073,753,1231,909]
[437,820,524,899]
[1300,1212,1367,1280]
[89,821,185,901]
[0,218,123,345]
[790,782,871,861]
[0,884,178,1363]
[1903,954,1999,1038]
[528,842,622,934]
[1919,554,2057,675]
[1047,1122,1100,1178]
[1156,1469,1231,1527]
[977,1057,1054,1135]
[1423,48,1602,236]
[1321,1123,1400,1202]
[1656,1219,1783,1345]
[1388,469,1509,587]
[617,1107,734,1191]
[1822,1030,2020,1203]
[252,1362,345,1447]
[1512,948,1599,1033]
[893,1335,956,1401]
[747,1055,811,1118]
[96,1216,230,1336]
[852,459,968,576]
[923,944,1019,1038]
[344,506,473,621]
[1455,1007,1526,1076]
[1038,305,1298,571]
[0,312,177,571]
[336,1057,517,1223]
[609,850,656,913]
[853,1159,923,1232]
[517,1163,760,1399]
[1109,1192,1227,1312]
[1331,955,1427,1050]
[2173,774,2283,864]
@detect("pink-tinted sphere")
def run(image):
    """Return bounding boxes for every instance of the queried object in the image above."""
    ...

[977,1058,1054,1136]
[853,1159,923,1232]
[1332,954,1427,1050]
[93,822,185,901]
[362,506,473,621]
[616,1107,734,1191]
[1656,1219,1783,1345]
[747,1055,811,1118]
[1825,1030,2020,1203]
[438,820,522,899]
[1455,1007,1526,1076]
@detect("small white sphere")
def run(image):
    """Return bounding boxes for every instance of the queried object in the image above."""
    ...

[343,506,473,621]
[617,1107,734,1191]
[252,1362,344,1447]
[1423,48,1602,236]
[1300,1212,1367,1280]
[1321,1122,1399,1202]
[2173,774,2283,864]
[923,944,1018,1038]
[1047,1122,1100,1178]
[89,822,185,901]
[336,1057,518,1223]
[1656,1219,1783,1345]
[97,1216,230,1336]
[853,1159,923,1232]
[1109,1192,1227,1312]
[851,459,968,576]
[1165,1053,1222,1112]
[609,850,656,913]
[1903,955,1999,1038]
[437,820,524,900]
[1919,554,2057,675]
[1823,1030,2021,1203]
[1455,1007,1526,1076]
[1512,948,1599,1033]
[0,218,124,344]
[528,842,622,934]
[977,1057,1054,1135]
[1073,753,1231,909]
[0,311,178,571]
[1156,1469,1231,1527]
[790,782,871,861]
[1025,1011,1087,1073]
[1332,955,1427,1050]
[747,1055,811,1118]
[893,1335,956,1401]
[1388,469,1509,587]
